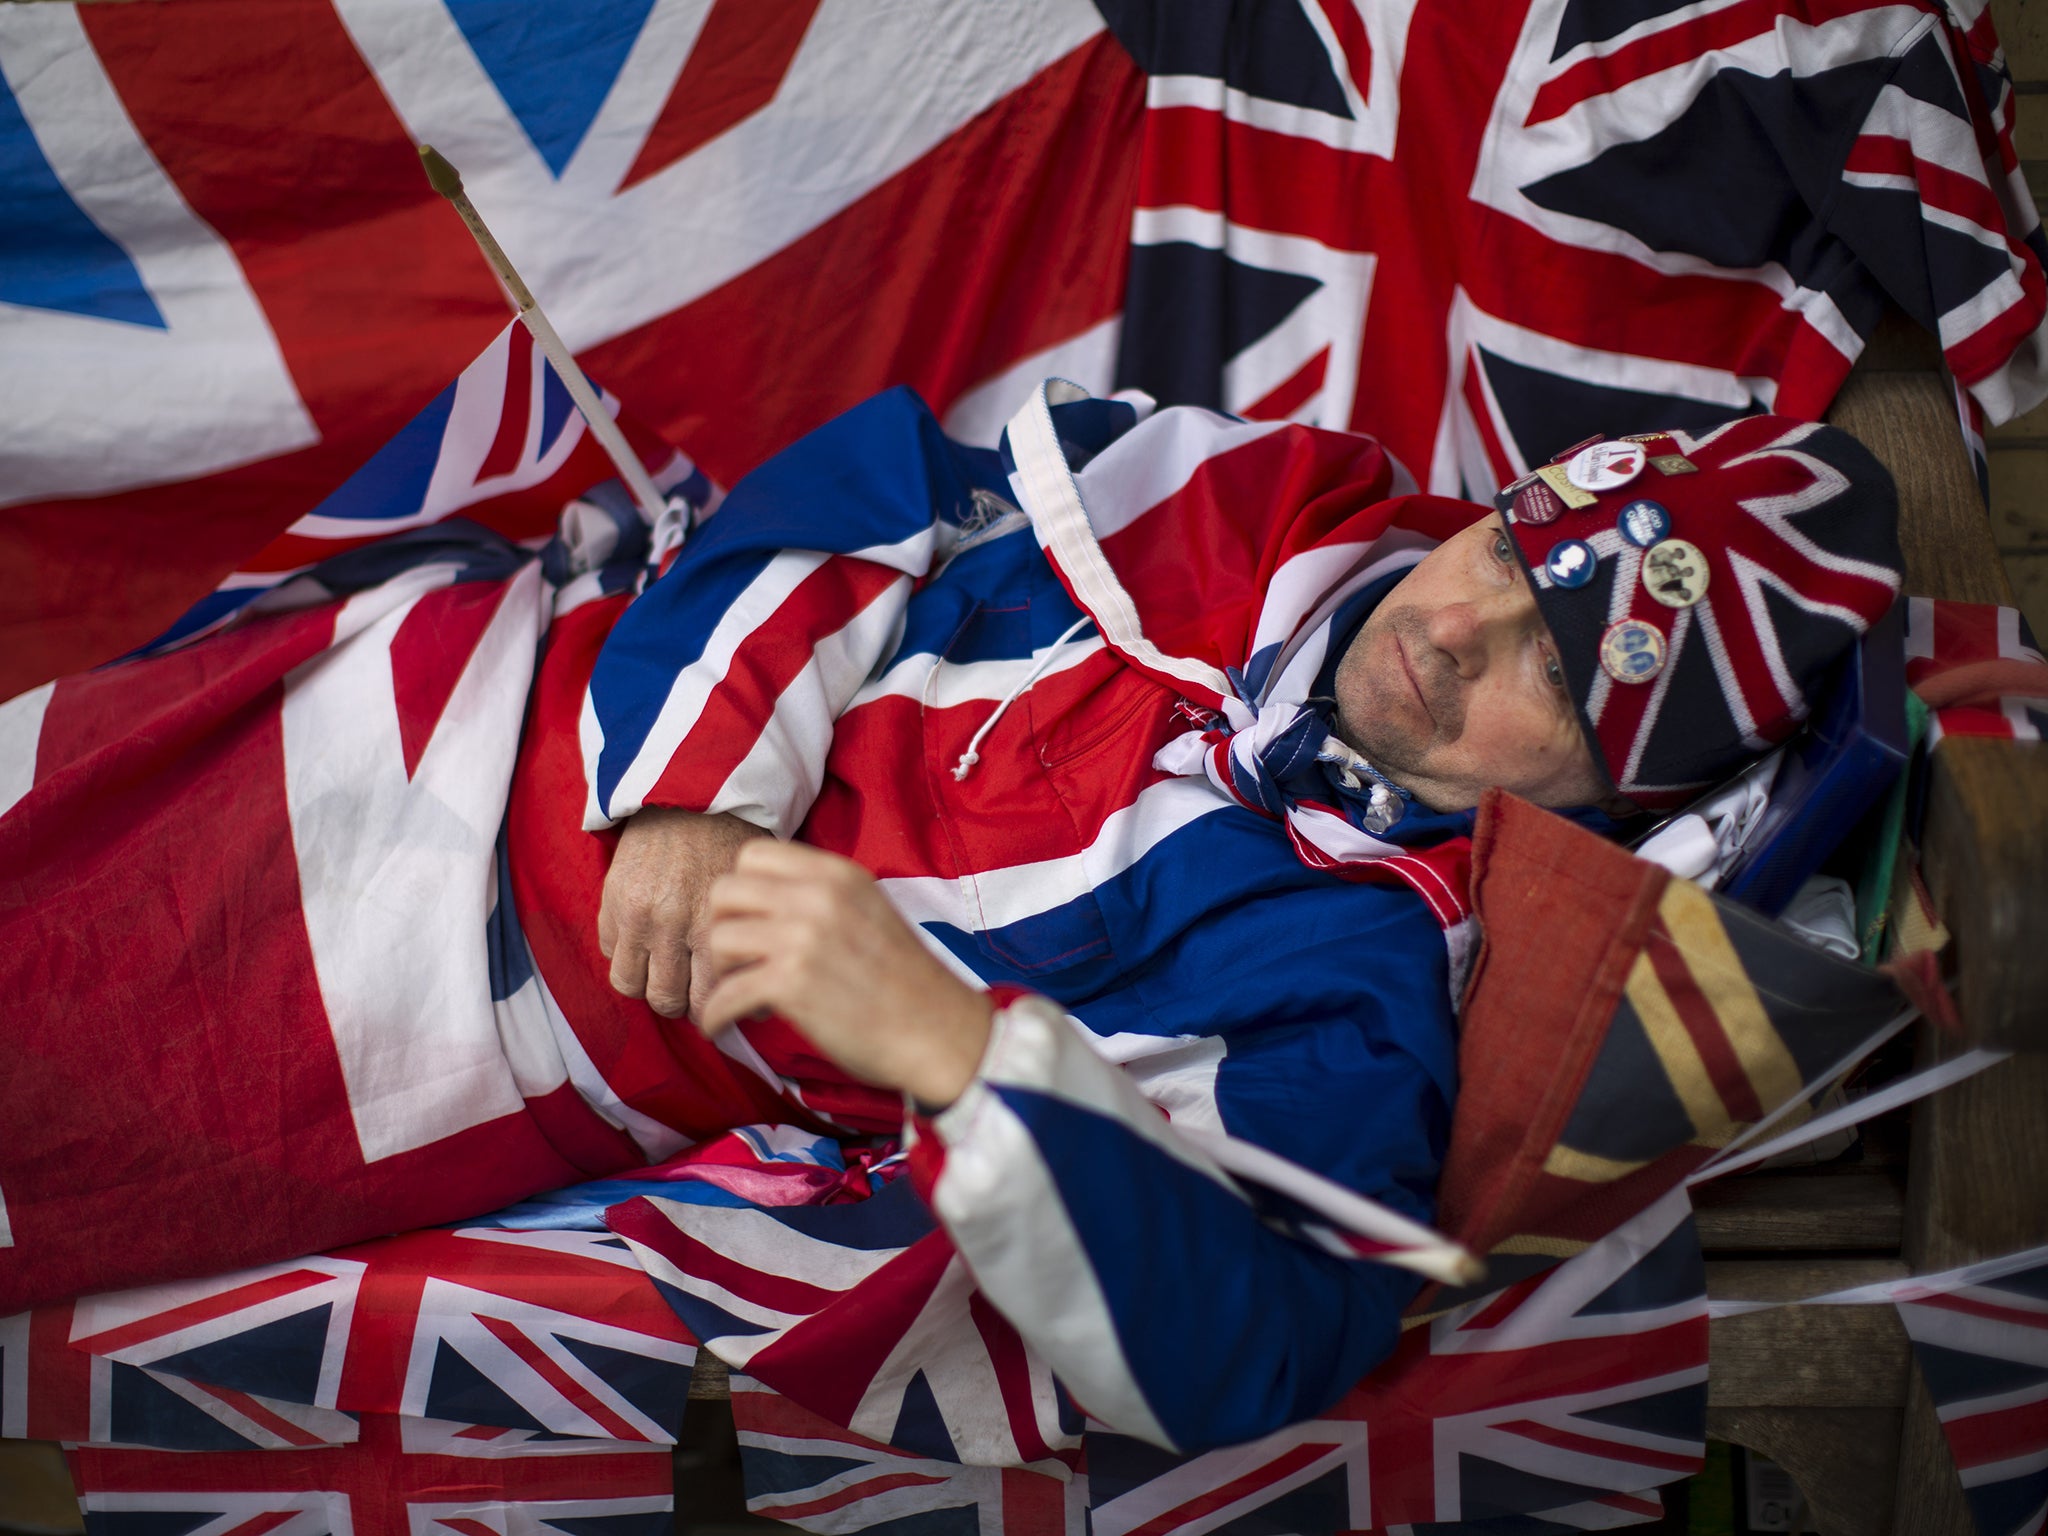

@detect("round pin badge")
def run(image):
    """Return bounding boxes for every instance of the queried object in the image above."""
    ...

[1642,537,1709,608]
[1512,479,1566,526]
[1616,499,1671,547]
[1564,440,1647,494]
[1600,618,1667,683]
[1544,538,1597,588]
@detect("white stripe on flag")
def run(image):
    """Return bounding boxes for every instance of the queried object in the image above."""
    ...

[0,679,53,822]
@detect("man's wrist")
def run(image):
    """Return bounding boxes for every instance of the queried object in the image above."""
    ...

[900,990,997,1112]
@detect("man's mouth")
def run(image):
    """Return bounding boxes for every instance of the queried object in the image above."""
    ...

[1393,629,1432,728]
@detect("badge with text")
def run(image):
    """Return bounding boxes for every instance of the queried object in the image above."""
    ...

[1544,537,1597,588]
[1512,478,1567,525]
[1617,499,1671,547]
[1534,462,1599,509]
[1642,538,1709,607]
[1600,618,1667,682]
[1565,440,1647,493]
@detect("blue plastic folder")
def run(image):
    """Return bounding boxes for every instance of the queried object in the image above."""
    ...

[1714,599,1911,917]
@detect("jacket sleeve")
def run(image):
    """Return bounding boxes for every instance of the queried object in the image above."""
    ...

[581,387,991,834]
[914,988,1452,1454]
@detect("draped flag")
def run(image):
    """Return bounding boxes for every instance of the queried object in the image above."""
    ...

[1102,0,2048,496]
[716,1191,1706,1534]
[1905,597,2048,746]
[0,0,1142,698]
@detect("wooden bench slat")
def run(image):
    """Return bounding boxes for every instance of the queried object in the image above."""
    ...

[1692,1170,1905,1253]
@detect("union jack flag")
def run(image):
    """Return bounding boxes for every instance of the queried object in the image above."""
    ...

[5,1226,696,1453]
[732,1374,1085,1536]
[0,0,1137,699]
[1081,1190,1706,1534]
[1103,0,2048,496]
[137,320,709,657]
[1904,596,2048,746]
[65,1412,675,1536]
[1895,1250,2048,1536]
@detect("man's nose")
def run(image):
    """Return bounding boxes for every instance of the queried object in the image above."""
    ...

[1426,591,1530,676]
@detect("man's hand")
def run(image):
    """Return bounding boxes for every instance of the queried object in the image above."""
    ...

[598,807,768,1018]
[697,841,994,1109]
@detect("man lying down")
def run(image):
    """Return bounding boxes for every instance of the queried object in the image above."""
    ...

[0,381,1904,1461]
[505,383,1904,1454]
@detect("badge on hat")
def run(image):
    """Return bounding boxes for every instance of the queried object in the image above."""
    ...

[1512,478,1567,525]
[1544,538,1597,588]
[1650,454,1697,476]
[1616,499,1671,547]
[1642,538,1709,607]
[1600,618,1667,683]
[1534,463,1598,509]
[1565,440,1647,494]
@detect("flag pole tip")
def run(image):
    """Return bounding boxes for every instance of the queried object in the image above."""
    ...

[418,144,464,201]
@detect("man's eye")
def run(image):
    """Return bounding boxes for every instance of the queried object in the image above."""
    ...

[1492,533,1513,563]
[1544,653,1566,690]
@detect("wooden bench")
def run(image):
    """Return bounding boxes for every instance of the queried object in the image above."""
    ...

[1692,323,2048,1536]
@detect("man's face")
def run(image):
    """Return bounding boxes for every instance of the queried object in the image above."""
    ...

[1332,513,1613,813]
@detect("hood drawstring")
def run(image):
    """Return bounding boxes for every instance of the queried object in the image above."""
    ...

[951,615,1096,781]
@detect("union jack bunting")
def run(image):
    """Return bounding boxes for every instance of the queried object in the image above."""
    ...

[0,0,1137,699]
[1895,1250,2048,1536]
[1904,596,2048,746]
[64,1412,675,1536]
[1102,0,2048,495]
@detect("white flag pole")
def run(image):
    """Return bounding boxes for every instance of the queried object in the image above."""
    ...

[418,144,670,527]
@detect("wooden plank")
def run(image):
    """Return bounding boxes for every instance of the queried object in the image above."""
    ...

[1824,371,2013,605]
[1921,740,2048,1053]
[2000,550,2048,644]
[1705,1260,1911,1409]
[1989,445,2048,548]
[1706,1407,1901,1536]
[1991,0,2048,82]
[692,1350,733,1401]
[1692,1170,1904,1253]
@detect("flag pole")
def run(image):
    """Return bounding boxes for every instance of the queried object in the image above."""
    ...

[417,144,670,526]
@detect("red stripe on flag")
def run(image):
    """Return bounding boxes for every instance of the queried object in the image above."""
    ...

[1938,1394,2048,1471]
[623,0,826,190]
[202,1383,333,1449]
[219,1513,299,1536]
[1121,1441,1335,1536]
[389,577,514,780]
[753,1471,955,1520]
[1644,927,1766,1125]
[1241,347,1330,421]
[646,557,907,809]
[69,1270,333,1357]
[1526,0,1879,125]
[1312,0,1373,102]
[475,1313,644,1442]
[582,32,1142,487]
[1001,1466,1072,1536]
[477,326,536,484]
[1492,1415,1702,1473]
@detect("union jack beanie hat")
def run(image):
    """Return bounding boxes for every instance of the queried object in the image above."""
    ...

[1498,416,1903,810]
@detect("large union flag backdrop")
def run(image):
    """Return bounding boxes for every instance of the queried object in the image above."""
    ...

[4,0,2044,702]
[0,0,1142,698]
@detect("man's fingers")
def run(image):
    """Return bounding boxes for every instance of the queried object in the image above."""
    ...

[608,939,651,1001]
[698,964,778,1037]
[643,943,694,1019]
[733,838,866,883]
[700,913,789,977]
